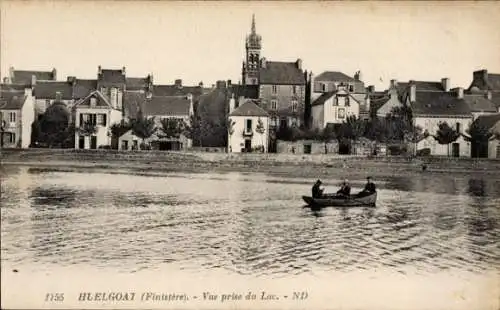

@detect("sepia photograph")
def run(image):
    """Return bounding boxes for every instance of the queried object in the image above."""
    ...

[1,1,499,309]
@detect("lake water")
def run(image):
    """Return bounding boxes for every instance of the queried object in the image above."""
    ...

[1,165,499,309]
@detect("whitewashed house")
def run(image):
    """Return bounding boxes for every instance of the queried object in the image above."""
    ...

[408,85,473,157]
[73,90,122,149]
[310,86,360,130]
[0,88,35,148]
[228,99,269,153]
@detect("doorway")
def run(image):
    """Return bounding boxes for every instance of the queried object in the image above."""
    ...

[452,143,460,157]
[244,139,252,152]
[78,136,85,149]
[90,136,97,149]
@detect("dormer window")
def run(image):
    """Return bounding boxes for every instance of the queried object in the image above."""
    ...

[272,85,278,94]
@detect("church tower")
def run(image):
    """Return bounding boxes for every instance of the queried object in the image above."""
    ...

[242,14,262,86]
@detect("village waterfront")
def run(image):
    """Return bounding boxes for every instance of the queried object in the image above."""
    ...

[1,150,500,309]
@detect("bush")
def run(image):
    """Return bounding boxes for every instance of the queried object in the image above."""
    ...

[416,148,431,157]
[388,144,407,155]
[98,145,112,150]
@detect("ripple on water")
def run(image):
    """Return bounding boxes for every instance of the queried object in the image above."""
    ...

[1,168,499,276]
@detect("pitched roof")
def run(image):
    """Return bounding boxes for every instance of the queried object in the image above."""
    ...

[153,85,203,97]
[369,92,391,113]
[74,90,112,109]
[98,69,125,84]
[315,71,356,82]
[73,79,97,99]
[463,94,497,113]
[311,92,335,106]
[142,96,191,116]
[126,77,149,91]
[0,83,27,91]
[474,113,500,132]
[259,61,305,85]
[230,99,268,117]
[230,84,259,99]
[492,92,500,109]
[487,74,500,90]
[0,91,26,110]
[123,91,146,119]
[34,81,73,100]
[412,92,471,117]
[468,71,500,91]
[11,70,56,84]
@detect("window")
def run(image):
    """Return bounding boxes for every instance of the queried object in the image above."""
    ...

[345,97,350,106]
[456,122,461,133]
[245,119,253,133]
[46,99,51,107]
[292,85,297,95]
[272,85,277,94]
[338,108,346,119]
[270,116,277,126]
[9,112,16,123]
[97,114,107,126]
[90,97,97,107]
[9,133,15,143]
[321,83,326,92]
[271,100,278,110]
[349,85,354,92]
[291,117,298,127]
[292,100,298,112]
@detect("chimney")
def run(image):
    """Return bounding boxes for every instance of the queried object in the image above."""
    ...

[390,79,398,89]
[456,87,464,99]
[227,80,232,87]
[354,71,363,82]
[52,68,57,80]
[368,85,375,93]
[296,58,302,70]
[31,75,37,86]
[486,91,492,100]
[261,57,267,69]
[216,80,226,89]
[175,79,182,88]
[198,81,204,88]
[9,66,15,80]
[229,96,236,113]
[409,84,416,103]
[441,78,450,92]
[67,76,76,85]
[473,69,488,84]
[122,66,126,75]
[98,65,102,76]
[55,91,62,101]
[186,93,193,101]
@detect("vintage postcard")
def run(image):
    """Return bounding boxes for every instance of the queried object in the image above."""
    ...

[1,0,499,309]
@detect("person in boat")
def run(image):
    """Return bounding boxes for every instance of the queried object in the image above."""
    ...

[336,179,351,197]
[358,176,376,197]
[312,179,324,198]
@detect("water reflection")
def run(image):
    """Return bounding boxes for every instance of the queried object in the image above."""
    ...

[1,166,499,277]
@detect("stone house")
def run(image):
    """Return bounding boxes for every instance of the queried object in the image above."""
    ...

[310,88,361,130]
[467,69,500,112]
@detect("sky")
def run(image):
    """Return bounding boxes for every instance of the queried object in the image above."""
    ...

[1,1,500,90]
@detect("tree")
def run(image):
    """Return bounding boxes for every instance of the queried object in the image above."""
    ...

[340,115,366,154]
[159,118,186,139]
[131,110,156,150]
[110,121,132,149]
[255,117,266,152]
[466,121,493,158]
[434,122,460,156]
[78,121,97,136]
[33,102,73,148]
[319,125,336,154]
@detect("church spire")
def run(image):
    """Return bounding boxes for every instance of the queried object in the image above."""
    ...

[251,14,256,34]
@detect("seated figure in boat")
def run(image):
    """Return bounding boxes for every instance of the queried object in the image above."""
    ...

[358,176,376,197]
[312,179,324,198]
[336,179,351,197]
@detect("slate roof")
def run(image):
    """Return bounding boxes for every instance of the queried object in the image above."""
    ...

[142,96,191,116]
[73,79,97,99]
[230,99,268,117]
[126,77,149,91]
[123,92,146,119]
[0,83,27,91]
[311,92,335,106]
[0,91,26,110]
[474,113,500,132]
[230,84,259,99]
[11,70,56,84]
[74,90,112,109]
[98,69,126,84]
[412,92,471,117]
[259,61,305,85]
[468,71,500,91]
[34,81,73,100]
[492,92,500,109]
[369,92,391,113]
[315,71,356,82]
[463,94,498,113]
[153,85,203,97]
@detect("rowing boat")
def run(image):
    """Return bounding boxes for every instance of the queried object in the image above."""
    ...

[302,192,377,208]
